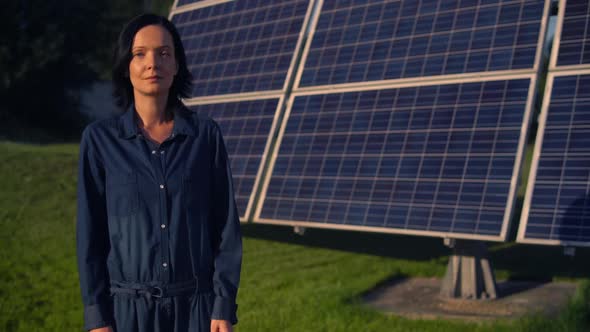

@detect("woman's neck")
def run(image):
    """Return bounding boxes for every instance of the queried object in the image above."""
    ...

[134,95,170,129]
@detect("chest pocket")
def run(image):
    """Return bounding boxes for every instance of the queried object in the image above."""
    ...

[106,172,139,217]
[183,171,210,212]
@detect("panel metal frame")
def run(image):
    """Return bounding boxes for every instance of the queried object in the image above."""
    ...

[292,0,552,91]
[549,0,590,72]
[255,73,539,241]
[517,68,590,246]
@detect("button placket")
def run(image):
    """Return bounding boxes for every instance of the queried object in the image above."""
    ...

[146,142,170,283]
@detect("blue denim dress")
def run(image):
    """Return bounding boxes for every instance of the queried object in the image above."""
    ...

[76,105,242,331]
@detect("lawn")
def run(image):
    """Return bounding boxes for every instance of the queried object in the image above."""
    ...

[0,142,589,331]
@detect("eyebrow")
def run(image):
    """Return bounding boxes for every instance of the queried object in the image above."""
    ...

[132,45,173,51]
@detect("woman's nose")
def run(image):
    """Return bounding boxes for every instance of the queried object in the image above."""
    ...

[146,51,159,69]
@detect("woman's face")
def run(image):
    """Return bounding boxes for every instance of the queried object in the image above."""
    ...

[129,24,178,99]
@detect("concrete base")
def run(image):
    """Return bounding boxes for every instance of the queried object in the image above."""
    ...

[363,277,577,321]
[440,240,497,300]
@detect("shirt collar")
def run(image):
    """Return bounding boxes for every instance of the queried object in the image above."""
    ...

[118,103,197,139]
[117,106,141,139]
[172,104,198,137]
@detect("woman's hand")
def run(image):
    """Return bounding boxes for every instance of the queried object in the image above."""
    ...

[211,319,233,332]
[90,327,113,332]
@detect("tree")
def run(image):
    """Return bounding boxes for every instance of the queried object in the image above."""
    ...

[0,0,174,141]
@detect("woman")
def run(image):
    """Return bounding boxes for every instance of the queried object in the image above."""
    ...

[76,14,242,332]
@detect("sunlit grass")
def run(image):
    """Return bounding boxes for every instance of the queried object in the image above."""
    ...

[0,142,588,331]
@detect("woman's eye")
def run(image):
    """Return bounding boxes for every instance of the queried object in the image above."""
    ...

[133,52,144,58]
[161,51,170,57]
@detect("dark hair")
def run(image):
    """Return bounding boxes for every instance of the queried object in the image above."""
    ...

[112,13,192,111]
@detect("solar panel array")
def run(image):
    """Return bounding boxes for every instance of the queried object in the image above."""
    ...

[518,0,590,246]
[172,0,310,97]
[254,0,548,241]
[172,0,554,240]
[299,0,545,87]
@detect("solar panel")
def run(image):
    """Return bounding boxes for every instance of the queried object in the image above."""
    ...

[518,72,590,246]
[298,0,547,88]
[171,0,311,97]
[257,77,535,240]
[186,98,282,219]
[554,0,590,67]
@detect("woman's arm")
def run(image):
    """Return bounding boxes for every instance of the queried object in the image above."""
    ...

[209,121,243,325]
[90,327,113,332]
[211,319,233,332]
[77,127,114,330]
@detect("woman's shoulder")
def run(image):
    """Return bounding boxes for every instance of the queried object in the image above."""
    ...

[178,104,221,133]
[81,113,124,142]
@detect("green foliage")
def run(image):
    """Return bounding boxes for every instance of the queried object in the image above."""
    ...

[0,0,174,141]
[0,142,588,331]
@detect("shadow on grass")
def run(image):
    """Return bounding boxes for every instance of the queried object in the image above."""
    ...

[243,220,590,281]
[489,244,590,281]
[242,223,449,261]
[490,195,590,281]
[357,274,410,297]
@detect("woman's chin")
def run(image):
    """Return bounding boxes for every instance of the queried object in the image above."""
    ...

[136,87,171,98]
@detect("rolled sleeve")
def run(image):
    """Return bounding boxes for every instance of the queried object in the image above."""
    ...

[76,127,113,330]
[209,122,242,325]
[83,302,113,330]
[211,296,238,324]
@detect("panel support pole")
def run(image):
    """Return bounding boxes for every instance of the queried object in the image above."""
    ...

[439,239,498,300]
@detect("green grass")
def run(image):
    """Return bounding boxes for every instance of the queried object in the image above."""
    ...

[1,142,589,331]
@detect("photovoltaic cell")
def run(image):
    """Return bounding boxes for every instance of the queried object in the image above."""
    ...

[520,74,590,244]
[188,98,279,218]
[557,0,590,66]
[299,0,545,87]
[260,79,532,238]
[171,0,309,97]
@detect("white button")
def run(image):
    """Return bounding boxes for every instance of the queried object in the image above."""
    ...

[159,184,164,189]
[152,150,156,154]
[162,262,168,267]
[161,224,166,229]
[160,150,165,154]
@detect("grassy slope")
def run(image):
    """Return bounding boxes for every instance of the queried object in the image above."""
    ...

[0,142,588,331]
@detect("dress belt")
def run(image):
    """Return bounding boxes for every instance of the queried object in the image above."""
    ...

[110,279,208,299]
